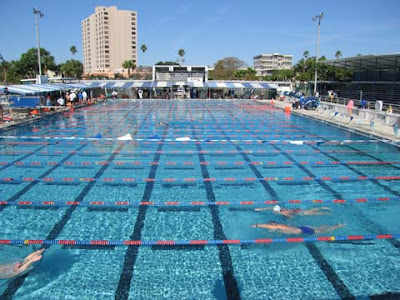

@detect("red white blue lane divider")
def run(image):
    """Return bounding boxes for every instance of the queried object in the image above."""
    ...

[0,149,397,157]
[1,175,400,184]
[1,197,398,208]
[0,149,388,156]
[5,160,400,167]
[0,135,384,145]
[0,234,398,247]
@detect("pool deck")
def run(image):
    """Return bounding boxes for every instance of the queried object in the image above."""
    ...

[259,99,400,146]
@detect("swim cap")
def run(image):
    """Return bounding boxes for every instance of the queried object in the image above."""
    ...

[273,205,281,212]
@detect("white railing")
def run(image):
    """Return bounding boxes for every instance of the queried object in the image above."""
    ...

[320,95,400,114]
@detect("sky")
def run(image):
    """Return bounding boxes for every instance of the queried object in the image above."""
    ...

[1,0,400,67]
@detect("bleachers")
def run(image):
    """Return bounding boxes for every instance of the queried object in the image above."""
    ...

[156,73,171,81]
[155,72,205,82]
[320,82,400,105]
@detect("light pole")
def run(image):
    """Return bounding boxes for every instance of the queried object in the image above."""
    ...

[312,12,323,96]
[33,8,44,77]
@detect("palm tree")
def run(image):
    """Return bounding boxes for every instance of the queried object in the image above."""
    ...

[303,50,309,59]
[335,50,342,60]
[140,44,148,67]
[70,46,77,56]
[178,49,185,65]
[122,60,135,78]
[0,53,6,83]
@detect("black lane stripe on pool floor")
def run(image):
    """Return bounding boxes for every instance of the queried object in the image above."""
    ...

[190,124,241,300]
[0,142,88,213]
[271,110,400,250]
[0,107,139,300]
[242,105,400,250]
[115,102,172,300]
[213,103,355,300]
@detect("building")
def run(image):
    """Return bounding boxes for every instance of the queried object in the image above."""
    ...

[152,65,208,82]
[319,54,400,105]
[253,53,293,77]
[82,6,137,77]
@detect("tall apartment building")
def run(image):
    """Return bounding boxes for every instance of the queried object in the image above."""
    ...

[82,6,137,76]
[253,53,293,77]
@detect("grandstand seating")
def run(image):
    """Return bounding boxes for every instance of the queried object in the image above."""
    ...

[320,82,400,105]
[155,72,205,82]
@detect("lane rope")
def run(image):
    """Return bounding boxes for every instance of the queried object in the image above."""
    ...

[0,135,384,144]
[4,160,400,167]
[1,196,398,208]
[0,234,398,247]
[0,149,397,156]
[1,175,400,184]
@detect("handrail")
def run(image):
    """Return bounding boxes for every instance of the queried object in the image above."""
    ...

[320,95,400,113]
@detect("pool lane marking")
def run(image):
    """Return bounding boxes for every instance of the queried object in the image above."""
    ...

[0,135,385,145]
[244,104,400,251]
[218,103,357,300]
[1,234,397,246]
[2,174,398,185]
[115,100,173,300]
[5,159,400,168]
[1,196,397,208]
[188,101,242,300]
[0,102,145,300]
[4,148,397,156]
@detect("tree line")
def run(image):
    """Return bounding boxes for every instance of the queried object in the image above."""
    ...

[0,46,83,84]
[1,45,353,84]
[209,51,353,81]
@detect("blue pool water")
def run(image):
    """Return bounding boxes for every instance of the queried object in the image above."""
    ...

[0,99,399,299]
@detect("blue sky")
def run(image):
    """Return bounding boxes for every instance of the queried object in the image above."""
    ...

[1,0,399,67]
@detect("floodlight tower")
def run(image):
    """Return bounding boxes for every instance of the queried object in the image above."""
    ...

[312,12,323,95]
[33,7,44,77]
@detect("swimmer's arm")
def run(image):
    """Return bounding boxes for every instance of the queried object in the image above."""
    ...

[252,224,274,229]
[254,208,272,212]
[14,262,32,275]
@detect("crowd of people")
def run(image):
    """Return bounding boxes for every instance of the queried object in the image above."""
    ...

[44,89,93,108]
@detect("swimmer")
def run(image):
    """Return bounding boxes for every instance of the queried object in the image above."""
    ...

[0,249,44,279]
[255,205,331,218]
[252,221,345,235]
[158,121,169,127]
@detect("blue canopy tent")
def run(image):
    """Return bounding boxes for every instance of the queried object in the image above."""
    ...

[121,82,135,89]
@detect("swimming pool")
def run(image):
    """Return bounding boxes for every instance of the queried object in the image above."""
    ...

[0,99,399,299]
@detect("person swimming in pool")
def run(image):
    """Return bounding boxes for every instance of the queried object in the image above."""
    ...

[255,205,332,218]
[0,248,44,279]
[251,221,345,235]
